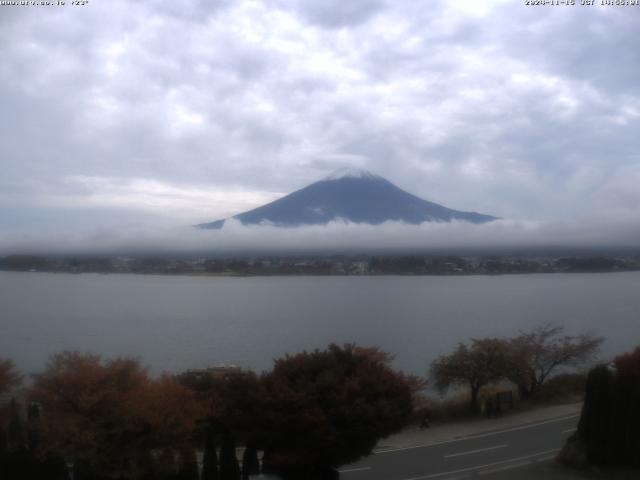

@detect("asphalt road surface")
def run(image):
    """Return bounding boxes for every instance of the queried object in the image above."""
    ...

[339,414,580,480]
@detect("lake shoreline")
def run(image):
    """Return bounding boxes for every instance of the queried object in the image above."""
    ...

[3,253,639,277]
[2,267,640,278]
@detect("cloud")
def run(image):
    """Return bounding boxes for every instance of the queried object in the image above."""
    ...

[280,0,387,28]
[2,217,639,256]
[0,0,639,238]
[46,175,283,223]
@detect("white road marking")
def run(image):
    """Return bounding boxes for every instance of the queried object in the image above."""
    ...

[534,454,557,462]
[478,460,531,475]
[443,444,508,459]
[375,414,579,454]
[339,466,372,473]
[562,427,577,434]
[400,448,561,480]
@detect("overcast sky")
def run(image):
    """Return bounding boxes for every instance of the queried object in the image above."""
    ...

[1,0,640,250]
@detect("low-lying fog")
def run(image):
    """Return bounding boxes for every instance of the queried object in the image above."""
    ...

[2,216,640,255]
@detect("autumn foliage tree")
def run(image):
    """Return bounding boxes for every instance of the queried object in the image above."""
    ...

[505,324,602,399]
[614,346,640,378]
[431,326,603,413]
[430,338,508,413]
[0,358,22,452]
[28,352,204,480]
[175,344,422,479]
[257,344,416,479]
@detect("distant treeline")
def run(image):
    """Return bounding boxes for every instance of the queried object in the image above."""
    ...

[1,254,640,276]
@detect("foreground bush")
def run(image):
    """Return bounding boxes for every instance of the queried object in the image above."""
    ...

[3,344,420,479]
[258,344,417,479]
[563,346,640,468]
[28,352,203,479]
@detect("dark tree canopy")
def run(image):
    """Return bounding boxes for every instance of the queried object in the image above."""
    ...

[572,346,640,467]
[176,368,261,440]
[613,346,640,379]
[258,343,415,476]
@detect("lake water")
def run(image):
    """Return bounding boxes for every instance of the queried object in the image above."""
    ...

[1,271,639,377]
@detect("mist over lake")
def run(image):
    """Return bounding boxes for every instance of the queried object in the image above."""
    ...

[2,271,639,377]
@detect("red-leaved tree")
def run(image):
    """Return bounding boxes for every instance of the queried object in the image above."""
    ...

[257,344,417,479]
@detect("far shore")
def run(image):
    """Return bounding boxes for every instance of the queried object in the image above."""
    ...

[2,252,640,277]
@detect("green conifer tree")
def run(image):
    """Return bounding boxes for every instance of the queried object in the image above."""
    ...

[177,448,199,480]
[219,434,240,480]
[202,431,219,480]
[241,441,260,479]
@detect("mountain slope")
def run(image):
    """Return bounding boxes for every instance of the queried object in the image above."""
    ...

[197,169,497,229]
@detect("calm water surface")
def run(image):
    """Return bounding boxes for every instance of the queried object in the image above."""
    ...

[1,271,639,376]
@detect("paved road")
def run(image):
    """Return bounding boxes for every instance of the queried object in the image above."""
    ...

[339,414,580,480]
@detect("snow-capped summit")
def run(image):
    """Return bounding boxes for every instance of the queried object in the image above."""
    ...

[323,167,382,181]
[197,169,497,229]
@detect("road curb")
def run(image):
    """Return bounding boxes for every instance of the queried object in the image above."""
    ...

[374,403,582,453]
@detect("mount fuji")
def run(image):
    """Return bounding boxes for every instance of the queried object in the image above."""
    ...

[197,168,497,229]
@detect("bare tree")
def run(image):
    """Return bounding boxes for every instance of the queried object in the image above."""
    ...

[506,324,603,399]
[430,338,509,413]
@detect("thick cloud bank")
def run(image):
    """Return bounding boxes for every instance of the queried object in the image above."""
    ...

[2,217,639,255]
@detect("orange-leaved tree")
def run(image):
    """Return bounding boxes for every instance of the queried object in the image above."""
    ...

[28,351,204,479]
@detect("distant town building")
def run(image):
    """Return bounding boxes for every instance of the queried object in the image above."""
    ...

[184,363,244,380]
